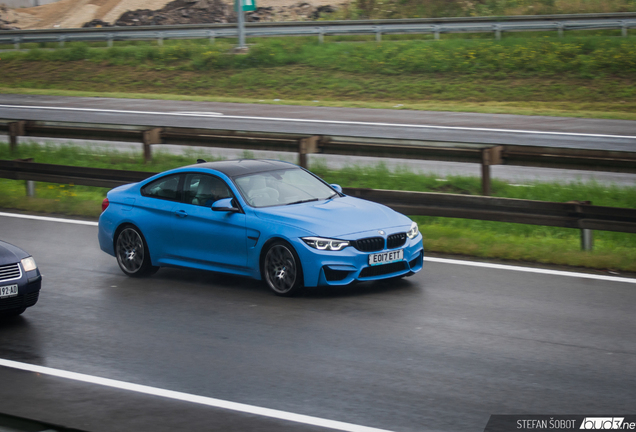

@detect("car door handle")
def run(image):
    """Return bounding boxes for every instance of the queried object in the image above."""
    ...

[175,209,188,218]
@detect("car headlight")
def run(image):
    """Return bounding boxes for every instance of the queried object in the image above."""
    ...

[302,237,350,251]
[406,222,419,239]
[21,256,37,272]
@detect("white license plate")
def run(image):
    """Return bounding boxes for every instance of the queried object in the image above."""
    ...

[368,249,403,266]
[0,284,18,299]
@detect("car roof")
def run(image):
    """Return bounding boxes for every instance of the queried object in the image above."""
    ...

[185,159,298,178]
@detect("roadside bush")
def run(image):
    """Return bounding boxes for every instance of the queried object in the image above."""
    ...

[4,35,636,78]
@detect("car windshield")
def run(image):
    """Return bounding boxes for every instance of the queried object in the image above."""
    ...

[234,168,337,208]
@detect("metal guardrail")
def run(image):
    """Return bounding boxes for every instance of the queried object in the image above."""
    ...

[1,13,635,47]
[2,119,636,196]
[344,188,636,234]
[1,160,635,254]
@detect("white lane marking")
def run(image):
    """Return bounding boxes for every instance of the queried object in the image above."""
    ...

[0,212,98,226]
[424,257,636,284]
[0,359,393,432]
[1,104,634,140]
[173,111,224,116]
[2,212,635,284]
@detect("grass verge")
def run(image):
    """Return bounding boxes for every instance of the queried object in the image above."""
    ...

[1,142,635,273]
[1,35,635,119]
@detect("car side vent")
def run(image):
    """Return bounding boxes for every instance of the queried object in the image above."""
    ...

[409,252,423,269]
[387,233,407,249]
[0,263,21,282]
[323,267,350,282]
[353,237,384,252]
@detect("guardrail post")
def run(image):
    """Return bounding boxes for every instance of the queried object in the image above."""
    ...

[558,22,564,37]
[493,25,501,40]
[481,146,503,196]
[375,27,382,42]
[434,25,440,40]
[26,180,36,197]
[208,30,216,44]
[13,158,35,196]
[318,28,325,43]
[570,200,594,251]
[107,34,114,48]
[581,229,594,251]
[8,121,26,153]
[621,21,628,37]
[59,35,65,48]
[298,135,320,168]
[13,37,20,50]
[142,128,162,163]
[156,32,164,46]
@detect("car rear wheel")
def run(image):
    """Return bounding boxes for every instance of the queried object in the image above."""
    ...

[115,226,158,277]
[263,242,303,296]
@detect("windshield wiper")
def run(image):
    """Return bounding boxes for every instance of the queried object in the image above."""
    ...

[286,198,320,205]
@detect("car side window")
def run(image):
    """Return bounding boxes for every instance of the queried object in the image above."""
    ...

[141,174,181,201]
[183,173,233,207]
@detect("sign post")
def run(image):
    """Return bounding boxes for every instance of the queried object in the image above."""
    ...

[235,0,256,50]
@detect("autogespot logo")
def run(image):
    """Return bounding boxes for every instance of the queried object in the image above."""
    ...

[484,415,636,431]
[580,418,630,429]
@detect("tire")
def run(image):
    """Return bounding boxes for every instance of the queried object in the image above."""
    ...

[115,226,158,277]
[262,241,303,297]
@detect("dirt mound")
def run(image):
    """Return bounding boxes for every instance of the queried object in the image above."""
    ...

[104,0,338,26]
[3,0,181,29]
[111,0,232,26]
[249,3,337,22]
[1,0,342,29]
[0,4,39,29]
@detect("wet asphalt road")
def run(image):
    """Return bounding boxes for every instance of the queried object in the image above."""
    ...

[0,213,635,432]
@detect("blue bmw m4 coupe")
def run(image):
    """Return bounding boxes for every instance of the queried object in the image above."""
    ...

[98,159,424,296]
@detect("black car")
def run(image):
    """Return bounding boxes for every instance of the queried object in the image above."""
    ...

[0,240,42,317]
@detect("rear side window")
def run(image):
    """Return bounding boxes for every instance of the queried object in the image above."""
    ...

[183,173,233,207]
[141,174,181,201]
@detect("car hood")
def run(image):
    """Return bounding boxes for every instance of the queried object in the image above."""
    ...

[253,196,412,237]
[0,241,28,265]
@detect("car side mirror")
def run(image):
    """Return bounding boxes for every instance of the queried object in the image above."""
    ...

[211,198,239,212]
[330,184,343,194]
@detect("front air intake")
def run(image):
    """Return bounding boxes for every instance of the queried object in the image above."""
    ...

[387,233,407,249]
[352,237,385,252]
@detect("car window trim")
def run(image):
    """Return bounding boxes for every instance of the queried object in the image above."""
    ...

[180,171,244,214]
[140,173,184,203]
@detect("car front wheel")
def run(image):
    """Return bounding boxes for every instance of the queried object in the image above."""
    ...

[115,226,158,277]
[263,242,303,296]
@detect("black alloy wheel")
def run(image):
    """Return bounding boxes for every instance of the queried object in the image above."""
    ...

[115,226,158,277]
[263,242,303,296]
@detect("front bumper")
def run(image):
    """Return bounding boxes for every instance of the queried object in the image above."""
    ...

[0,274,41,313]
[295,234,424,287]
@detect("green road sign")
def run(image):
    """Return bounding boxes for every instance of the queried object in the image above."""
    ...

[235,0,256,12]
